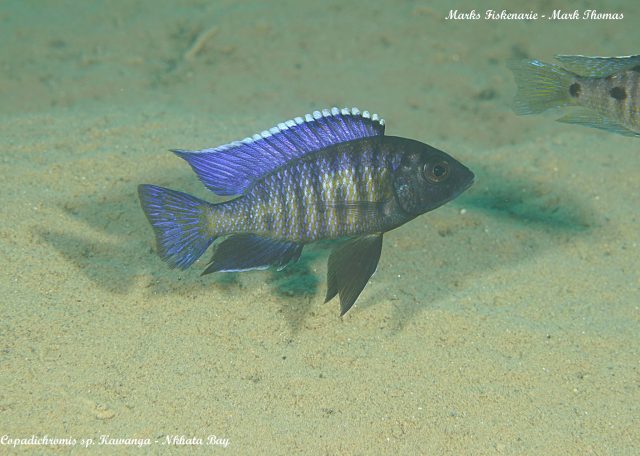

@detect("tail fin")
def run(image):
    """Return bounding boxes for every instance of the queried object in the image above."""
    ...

[138,184,216,269]
[508,59,577,115]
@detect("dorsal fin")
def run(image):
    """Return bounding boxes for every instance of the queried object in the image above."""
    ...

[555,54,640,78]
[173,107,385,196]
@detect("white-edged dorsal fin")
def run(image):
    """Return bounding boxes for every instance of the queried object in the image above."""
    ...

[173,107,385,196]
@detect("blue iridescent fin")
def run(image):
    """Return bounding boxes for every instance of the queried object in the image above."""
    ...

[555,54,640,78]
[202,234,303,274]
[325,233,383,316]
[138,185,216,269]
[173,107,385,196]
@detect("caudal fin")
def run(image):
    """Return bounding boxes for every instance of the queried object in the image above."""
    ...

[138,184,216,269]
[508,59,577,115]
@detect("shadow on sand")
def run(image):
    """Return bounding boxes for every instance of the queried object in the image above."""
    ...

[38,160,596,331]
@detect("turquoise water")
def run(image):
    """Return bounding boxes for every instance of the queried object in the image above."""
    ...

[1,1,639,454]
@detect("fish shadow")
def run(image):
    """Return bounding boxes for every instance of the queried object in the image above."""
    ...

[356,161,597,330]
[38,159,596,330]
[37,169,322,326]
[462,176,593,232]
[267,243,328,331]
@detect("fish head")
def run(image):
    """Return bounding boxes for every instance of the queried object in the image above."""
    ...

[390,137,474,215]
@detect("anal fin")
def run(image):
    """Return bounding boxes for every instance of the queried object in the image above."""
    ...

[557,109,640,137]
[325,234,383,316]
[203,234,303,274]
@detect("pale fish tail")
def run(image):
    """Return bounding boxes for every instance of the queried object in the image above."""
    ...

[508,59,577,115]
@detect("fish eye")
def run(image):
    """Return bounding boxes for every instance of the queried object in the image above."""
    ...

[423,160,450,183]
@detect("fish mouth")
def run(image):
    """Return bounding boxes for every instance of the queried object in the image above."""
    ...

[455,168,476,196]
[443,168,475,205]
[463,172,475,191]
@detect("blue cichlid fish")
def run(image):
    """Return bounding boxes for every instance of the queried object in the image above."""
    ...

[509,54,640,137]
[138,107,474,315]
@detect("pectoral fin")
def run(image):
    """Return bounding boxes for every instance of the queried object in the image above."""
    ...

[325,234,383,316]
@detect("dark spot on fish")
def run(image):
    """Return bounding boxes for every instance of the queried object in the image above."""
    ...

[609,86,627,100]
[569,83,581,98]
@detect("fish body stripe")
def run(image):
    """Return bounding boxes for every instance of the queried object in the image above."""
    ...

[210,145,394,243]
